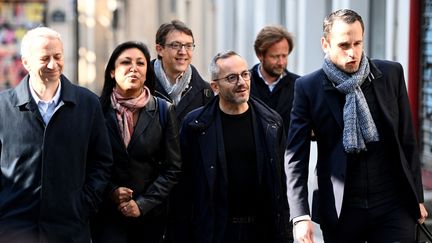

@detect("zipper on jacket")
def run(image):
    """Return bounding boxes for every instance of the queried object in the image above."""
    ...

[155,90,173,103]
[181,84,193,98]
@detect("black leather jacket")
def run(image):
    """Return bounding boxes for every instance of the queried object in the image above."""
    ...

[103,96,182,216]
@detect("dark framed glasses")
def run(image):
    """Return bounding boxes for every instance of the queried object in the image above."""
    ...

[214,71,251,84]
[163,41,195,51]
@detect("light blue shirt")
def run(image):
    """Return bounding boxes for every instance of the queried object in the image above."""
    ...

[257,64,286,92]
[29,80,62,125]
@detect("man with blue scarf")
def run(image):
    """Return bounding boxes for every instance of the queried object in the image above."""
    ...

[285,9,428,242]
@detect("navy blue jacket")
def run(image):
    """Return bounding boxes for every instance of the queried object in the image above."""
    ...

[285,59,423,227]
[0,75,113,243]
[176,96,290,243]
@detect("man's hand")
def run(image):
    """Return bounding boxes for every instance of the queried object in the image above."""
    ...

[419,203,428,224]
[118,199,141,217]
[110,187,133,204]
[293,220,314,243]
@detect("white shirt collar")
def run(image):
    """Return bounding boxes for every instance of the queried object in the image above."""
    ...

[257,64,285,92]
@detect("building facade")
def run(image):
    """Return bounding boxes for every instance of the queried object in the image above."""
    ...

[2,0,432,170]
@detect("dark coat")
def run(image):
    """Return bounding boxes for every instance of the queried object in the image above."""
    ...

[177,96,290,243]
[250,63,299,135]
[0,75,113,243]
[152,61,213,122]
[102,96,181,215]
[285,59,423,227]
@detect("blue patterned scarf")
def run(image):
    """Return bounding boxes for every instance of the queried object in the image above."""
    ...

[322,53,379,153]
[154,59,192,105]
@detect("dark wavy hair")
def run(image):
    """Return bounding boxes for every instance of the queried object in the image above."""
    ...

[155,19,194,59]
[99,41,156,111]
[254,25,294,57]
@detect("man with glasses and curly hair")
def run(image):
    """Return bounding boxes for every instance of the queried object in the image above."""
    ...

[172,50,291,243]
[153,19,213,123]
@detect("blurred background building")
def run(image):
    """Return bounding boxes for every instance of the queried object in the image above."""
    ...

[1,0,432,182]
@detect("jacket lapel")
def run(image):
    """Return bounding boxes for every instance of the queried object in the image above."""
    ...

[14,75,45,125]
[105,108,126,150]
[250,104,265,184]
[214,116,228,183]
[323,76,344,129]
[175,84,195,117]
[369,64,396,132]
[128,97,156,150]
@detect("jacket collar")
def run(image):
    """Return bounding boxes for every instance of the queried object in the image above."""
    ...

[187,95,219,132]
[368,59,383,80]
[14,74,77,108]
[154,64,207,117]
[14,75,32,107]
[128,96,156,149]
[188,95,281,132]
[106,96,157,151]
[190,95,280,192]
[251,63,292,91]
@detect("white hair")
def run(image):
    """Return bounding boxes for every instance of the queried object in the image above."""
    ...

[20,27,62,58]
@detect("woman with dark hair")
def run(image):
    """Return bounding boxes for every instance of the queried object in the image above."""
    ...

[91,41,181,243]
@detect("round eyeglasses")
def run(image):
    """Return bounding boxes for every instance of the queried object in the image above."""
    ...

[214,71,251,84]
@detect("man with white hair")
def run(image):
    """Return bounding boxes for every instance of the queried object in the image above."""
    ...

[0,26,112,243]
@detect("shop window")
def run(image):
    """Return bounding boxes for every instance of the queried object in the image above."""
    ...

[0,1,47,90]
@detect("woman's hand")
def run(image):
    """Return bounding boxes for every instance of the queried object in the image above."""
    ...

[118,200,141,217]
[111,187,133,204]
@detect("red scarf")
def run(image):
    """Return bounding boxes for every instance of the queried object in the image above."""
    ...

[111,86,150,146]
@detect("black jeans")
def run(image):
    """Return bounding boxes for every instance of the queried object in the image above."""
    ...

[321,202,416,243]
[91,211,166,243]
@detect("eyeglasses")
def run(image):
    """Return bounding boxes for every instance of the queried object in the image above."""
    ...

[214,71,251,84]
[163,41,195,51]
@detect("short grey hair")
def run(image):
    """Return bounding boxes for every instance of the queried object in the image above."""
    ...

[21,27,62,58]
[208,50,240,81]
